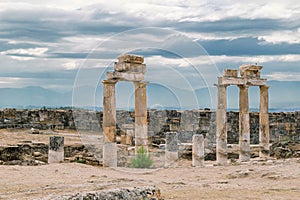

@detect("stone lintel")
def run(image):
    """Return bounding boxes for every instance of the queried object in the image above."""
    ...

[114,62,146,73]
[218,77,267,86]
[107,71,144,82]
[118,54,144,64]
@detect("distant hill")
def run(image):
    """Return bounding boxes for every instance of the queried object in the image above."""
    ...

[0,80,299,110]
[0,86,71,108]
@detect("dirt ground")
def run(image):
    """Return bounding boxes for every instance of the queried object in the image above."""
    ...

[0,129,300,200]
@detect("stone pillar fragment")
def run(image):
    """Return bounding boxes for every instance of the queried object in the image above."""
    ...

[103,142,117,167]
[126,129,134,145]
[48,136,64,163]
[102,80,117,142]
[102,80,117,167]
[165,132,178,167]
[238,85,250,162]
[259,85,270,157]
[216,81,228,165]
[134,82,148,149]
[192,134,204,167]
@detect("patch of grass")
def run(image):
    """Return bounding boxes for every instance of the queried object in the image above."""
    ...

[130,146,153,168]
[73,158,86,164]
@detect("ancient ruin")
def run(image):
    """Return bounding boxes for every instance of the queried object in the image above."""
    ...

[48,136,64,163]
[102,54,148,167]
[216,64,270,164]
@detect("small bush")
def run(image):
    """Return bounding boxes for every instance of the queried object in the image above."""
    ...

[130,146,153,168]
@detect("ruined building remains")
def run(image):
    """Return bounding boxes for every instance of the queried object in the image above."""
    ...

[102,54,147,167]
[216,65,269,164]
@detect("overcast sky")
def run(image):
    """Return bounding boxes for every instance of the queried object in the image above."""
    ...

[0,0,299,106]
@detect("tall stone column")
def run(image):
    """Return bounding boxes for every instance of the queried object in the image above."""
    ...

[259,85,270,157]
[102,80,117,167]
[134,81,148,149]
[216,82,228,164]
[238,85,250,162]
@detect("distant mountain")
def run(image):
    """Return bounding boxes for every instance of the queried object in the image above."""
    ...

[0,80,300,110]
[0,86,71,108]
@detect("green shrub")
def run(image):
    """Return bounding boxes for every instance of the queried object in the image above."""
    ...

[130,146,153,168]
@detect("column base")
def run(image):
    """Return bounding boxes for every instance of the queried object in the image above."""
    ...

[239,140,250,162]
[48,150,64,163]
[216,139,228,165]
[103,142,117,167]
[259,144,270,158]
[165,151,178,168]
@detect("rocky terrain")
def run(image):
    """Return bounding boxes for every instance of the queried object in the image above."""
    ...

[0,128,299,199]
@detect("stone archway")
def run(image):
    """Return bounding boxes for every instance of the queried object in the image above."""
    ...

[102,54,148,167]
[216,65,270,164]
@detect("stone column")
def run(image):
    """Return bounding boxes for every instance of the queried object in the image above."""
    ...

[134,81,148,149]
[48,136,64,163]
[238,85,250,162]
[102,80,117,167]
[216,82,228,164]
[165,132,178,167]
[192,134,204,167]
[259,85,270,157]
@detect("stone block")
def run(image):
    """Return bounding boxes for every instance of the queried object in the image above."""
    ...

[239,64,262,79]
[118,54,144,64]
[223,69,238,77]
[166,132,178,152]
[165,151,178,167]
[192,134,205,167]
[103,142,117,167]
[177,131,196,143]
[48,136,64,163]
[114,62,146,73]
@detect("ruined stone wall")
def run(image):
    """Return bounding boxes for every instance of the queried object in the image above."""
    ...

[0,108,299,144]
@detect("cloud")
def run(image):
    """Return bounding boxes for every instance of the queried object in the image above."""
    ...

[198,37,300,56]
[0,47,48,59]
[266,72,300,81]
[210,54,300,63]
[62,62,78,70]
[258,29,300,44]
[0,0,299,99]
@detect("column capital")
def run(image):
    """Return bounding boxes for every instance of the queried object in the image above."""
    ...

[102,79,118,85]
[134,81,148,87]
[260,85,270,90]
[214,84,229,88]
[237,84,249,89]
